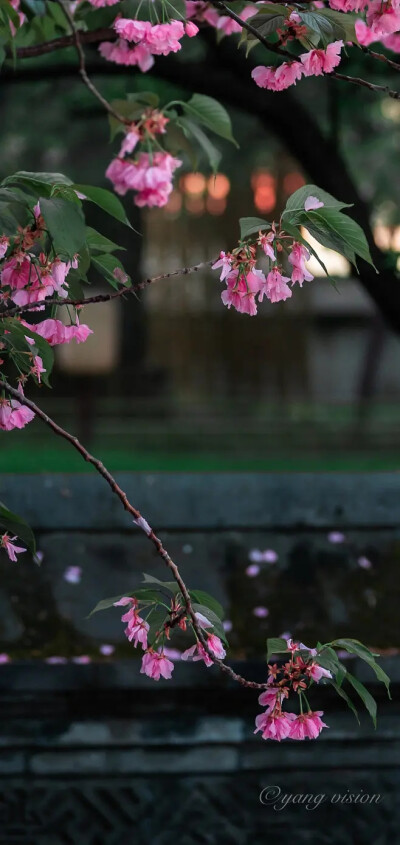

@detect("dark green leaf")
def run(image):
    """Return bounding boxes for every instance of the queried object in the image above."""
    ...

[40,196,86,260]
[283,184,352,222]
[192,603,228,645]
[91,253,130,289]
[266,637,289,662]
[142,573,181,596]
[86,227,124,255]
[346,671,377,727]
[239,216,269,239]
[183,94,237,146]
[330,680,360,723]
[87,593,137,617]
[306,208,376,269]
[189,590,224,620]
[72,184,134,229]
[178,116,221,173]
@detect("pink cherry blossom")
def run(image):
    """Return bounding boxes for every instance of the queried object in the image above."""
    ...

[31,355,45,384]
[0,654,10,664]
[106,152,182,208]
[185,0,220,27]
[258,231,276,261]
[300,41,343,77]
[355,19,378,45]
[217,5,257,35]
[1,254,32,290]
[140,649,174,680]
[182,642,214,667]
[120,128,141,157]
[207,633,226,659]
[259,267,292,303]
[113,18,185,56]
[0,400,13,431]
[245,564,260,577]
[367,0,400,36]
[253,606,269,618]
[255,711,296,741]
[63,566,82,584]
[212,251,233,282]
[221,268,266,316]
[330,0,365,10]
[304,195,324,211]
[87,0,120,6]
[99,39,155,72]
[328,531,345,543]
[185,21,199,36]
[252,61,303,91]
[3,396,35,430]
[358,556,372,569]
[195,611,213,629]
[289,711,328,740]
[258,687,282,708]
[125,615,149,649]
[0,235,9,258]
[100,644,115,656]
[309,663,332,682]
[288,242,314,286]
[1,533,26,562]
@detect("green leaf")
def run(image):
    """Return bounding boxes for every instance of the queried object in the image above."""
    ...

[3,319,54,388]
[330,680,360,723]
[319,8,357,42]
[301,216,355,266]
[189,590,224,620]
[87,593,137,616]
[239,216,269,240]
[2,171,73,197]
[72,184,134,229]
[307,208,375,269]
[266,637,289,662]
[332,638,391,695]
[91,253,130,289]
[177,116,221,173]
[192,603,228,645]
[86,227,124,255]
[142,573,181,596]
[0,502,36,556]
[242,9,286,38]
[282,185,352,222]
[40,196,86,260]
[146,605,169,644]
[183,94,237,146]
[346,671,377,727]
[298,11,338,45]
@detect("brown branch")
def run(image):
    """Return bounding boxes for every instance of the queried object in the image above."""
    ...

[0,377,266,690]
[54,2,127,124]
[361,44,400,74]
[0,259,215,319]
[14,27,115,59]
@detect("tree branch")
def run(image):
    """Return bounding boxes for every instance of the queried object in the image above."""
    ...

[0,259,215,319]
[0,377,266,690]
[54,2,127,123]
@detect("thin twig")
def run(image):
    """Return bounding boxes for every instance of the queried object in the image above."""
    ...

[0,259,215,319]
[361,44,400,74]
[55,2,128,124]
[0,377,267,691]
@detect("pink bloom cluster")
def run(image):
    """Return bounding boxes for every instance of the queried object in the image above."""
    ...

[106,151,182,208]
[252,41,343,92]
[21,318,92,346]
[0,390,35,431]
[0,250,77,308]
[366,0,400,37]
[114,596,150,649]
[254,642,331,741]
[185,0,256,34]
[0,532,26,562]
[182,633,226,666]
[100,17,198,71]
[213,210,318,316]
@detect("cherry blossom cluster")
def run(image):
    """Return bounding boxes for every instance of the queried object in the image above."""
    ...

[255,639,331,741]
[212,195,322,316]
[252,41,344,93]
[114,595,226,681]
[106,109,182,208]
[99,16,199,72]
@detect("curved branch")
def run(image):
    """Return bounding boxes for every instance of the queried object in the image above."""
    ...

[0,377,266,691]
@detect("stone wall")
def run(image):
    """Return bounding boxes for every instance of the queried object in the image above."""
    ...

[0,473,398,843]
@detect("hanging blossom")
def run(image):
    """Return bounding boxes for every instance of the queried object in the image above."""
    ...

[252,41,343,92]
[254,642,331,741]
[106,109,181,208]
[212,200,321,315]
[21,318,92,347]
[366,0,400,37]
[100,17,198,71]
[0,385,35,431]
[1,533,26,562]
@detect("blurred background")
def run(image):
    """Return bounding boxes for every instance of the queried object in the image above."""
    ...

[2,35,400,473]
